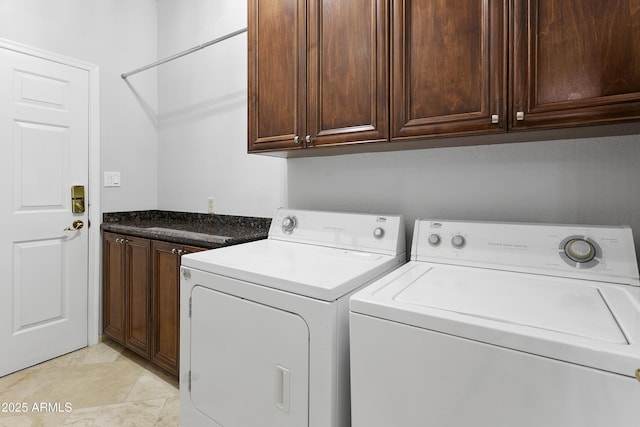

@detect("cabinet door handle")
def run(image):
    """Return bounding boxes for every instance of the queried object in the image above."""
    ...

[305,135,313,144]
[516,111,525,121]
[171,248,177,255]
[293,135,301,144]
[177,249,184,256]
[491,114,499,124]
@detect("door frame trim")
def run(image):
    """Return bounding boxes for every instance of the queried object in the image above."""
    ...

[0,38,101,346]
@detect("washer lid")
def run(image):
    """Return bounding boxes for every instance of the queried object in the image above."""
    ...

[394,267,626,343]
[350,262,640,377]
[182,239,404,301]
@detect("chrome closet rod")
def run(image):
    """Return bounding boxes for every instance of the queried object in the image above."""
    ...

[121,27,247,79]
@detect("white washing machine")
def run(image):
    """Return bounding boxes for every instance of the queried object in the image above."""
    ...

[179,208,406,427]
[350,220,640,427]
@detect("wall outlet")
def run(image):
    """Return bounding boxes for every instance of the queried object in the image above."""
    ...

[207,197,215,214]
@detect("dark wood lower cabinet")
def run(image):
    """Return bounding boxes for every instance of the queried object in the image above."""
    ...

[103,232,204,376]
[124,237,151,358]
[103,232,151,359]
[103,233,127,345]
[151,241,204,376]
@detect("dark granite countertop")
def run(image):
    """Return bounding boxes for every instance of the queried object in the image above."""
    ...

[101,210,271,249]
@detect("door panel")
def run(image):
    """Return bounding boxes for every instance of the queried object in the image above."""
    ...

[14,122,68,209]
[0,47,89,377]
[391,0,506,139]
[511,0,640,129]
[308,0,389,146]
[248,0,307,152]
[191,285,309,427]
[126,237,151,358]
[103,233,126,344]
[13,240,64,329]
[151,240,181,374]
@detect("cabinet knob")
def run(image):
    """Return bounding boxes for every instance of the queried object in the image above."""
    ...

[305,135,313,144]
[171,248,177,255]
[293,135,302,144]
[516,111,525,121]
[491,114,499,124]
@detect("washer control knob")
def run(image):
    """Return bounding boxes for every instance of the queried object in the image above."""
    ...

[428,233,441,246]
[564,239,595,263]
[451,234,466,249]
[281,216,298,234]
[373,227,385,239]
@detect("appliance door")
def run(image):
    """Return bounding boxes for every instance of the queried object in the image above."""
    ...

[350,312,640,427]
[190,285,309,427]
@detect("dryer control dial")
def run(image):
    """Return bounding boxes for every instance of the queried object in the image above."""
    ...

[428,233,441,246]
[281,216,298,234]
[451,234,466,249]
[373,227,385,239]
[564,239,595,263]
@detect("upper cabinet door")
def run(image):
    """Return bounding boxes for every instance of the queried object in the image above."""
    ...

[391,0,507,140]
[306,0,389,147]
[248,0,307,152]
[511,0,640,130]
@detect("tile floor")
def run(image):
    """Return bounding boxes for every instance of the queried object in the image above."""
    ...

[0,340,179,426]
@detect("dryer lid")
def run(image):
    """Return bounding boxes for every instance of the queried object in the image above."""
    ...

[182,239,404,301]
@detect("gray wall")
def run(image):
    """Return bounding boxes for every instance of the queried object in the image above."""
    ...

[288,135,640,260]
[0,0,159,213]
[156,0,286,217]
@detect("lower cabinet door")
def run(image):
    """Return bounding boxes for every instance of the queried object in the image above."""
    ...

[125,236,152,358]
[151,241,204,375]
[102,232,127,345]
[151,240,181,375]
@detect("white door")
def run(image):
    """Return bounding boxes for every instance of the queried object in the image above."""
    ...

[0,47,89,377]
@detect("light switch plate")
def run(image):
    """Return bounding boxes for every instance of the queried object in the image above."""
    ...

[104,172,121,187]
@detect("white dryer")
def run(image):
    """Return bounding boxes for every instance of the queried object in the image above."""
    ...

[350,220,640,427]
[180,208,405,427]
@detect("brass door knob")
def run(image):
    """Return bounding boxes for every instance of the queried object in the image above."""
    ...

[64,220,84,231]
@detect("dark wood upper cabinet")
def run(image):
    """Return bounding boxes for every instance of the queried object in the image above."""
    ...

[248,0,639,155]
[511,0,640,129]
[391,0,507,140]
[248,0,388,152]
[248,0,306,152]
[308,0,388,147]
